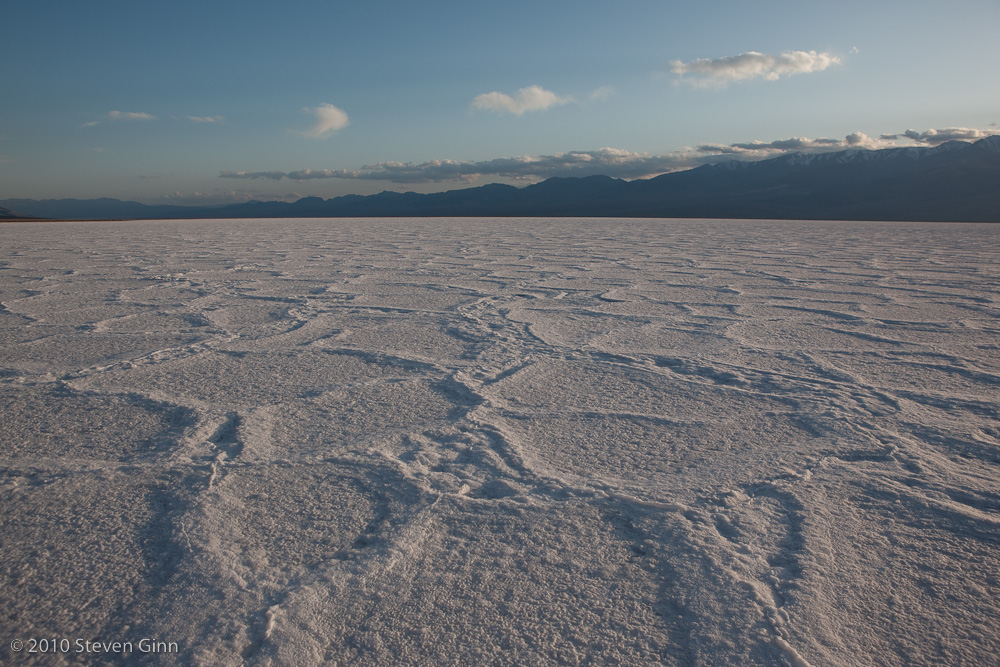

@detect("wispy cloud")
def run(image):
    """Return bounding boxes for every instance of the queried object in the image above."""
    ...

[588,86,615,102]
[670,50,841,87]
[108,110,156,121]
[299,103,349,139]
[139,189,304,206]
[222,170,289,181]
[471,85,572,116]
[80,110,157,128]
[186,115,226,123]
[220,128,999,186]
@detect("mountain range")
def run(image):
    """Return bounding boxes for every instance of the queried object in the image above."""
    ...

[4,136,999,222]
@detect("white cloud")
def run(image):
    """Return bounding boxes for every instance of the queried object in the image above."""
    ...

[186,115,226,123]
[670,50,841,87]
[300,103,349,139]
[696,132,886,156]
[898,127,999,145]
[108,110,156,121]
[471,85,572,116]
[80,110,156,128]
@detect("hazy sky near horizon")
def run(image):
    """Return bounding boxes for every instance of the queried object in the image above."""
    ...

[3,0,998,205]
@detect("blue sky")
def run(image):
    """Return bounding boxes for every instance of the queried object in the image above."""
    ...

[2,0,998,204]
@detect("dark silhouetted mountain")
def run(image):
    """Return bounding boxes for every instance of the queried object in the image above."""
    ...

[4,136,999,222]
[0,197,209,220]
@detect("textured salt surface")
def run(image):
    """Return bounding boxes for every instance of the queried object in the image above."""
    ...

[1,218,998,666]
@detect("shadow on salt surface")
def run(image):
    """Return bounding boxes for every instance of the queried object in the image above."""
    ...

[766,462,1000,665]
[203,463,383,574]
[116,461,422,666]
[1,384,196,461]
[199,303,303,340]
[255,378,470,457]
[495,411,809,491]
[487,359,824,491]
[0,286,156,325]
[85,310,215,334]
[728,316,920,351]
[337,282,484,313]
[820,350,1000,398]
[0,331,211,375]
[324,312,476,363]
[0,468,191,650]
[72,348,434,408]
[901,421,1000,465]
[519,314,739,358]
[256,497,680,666]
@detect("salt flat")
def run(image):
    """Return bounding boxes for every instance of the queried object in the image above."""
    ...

[1,217,998,666]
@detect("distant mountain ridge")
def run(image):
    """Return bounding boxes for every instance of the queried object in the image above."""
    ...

[5,136,999,222]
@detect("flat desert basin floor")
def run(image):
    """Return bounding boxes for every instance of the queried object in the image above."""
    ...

[1,217,998,666]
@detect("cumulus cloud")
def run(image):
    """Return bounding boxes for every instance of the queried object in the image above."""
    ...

[220,127,999,186]
[670,50,841,87]
[108,110,156,121]
[299,103,350,138]
[471,85,572,115]
[186,115,226,123]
